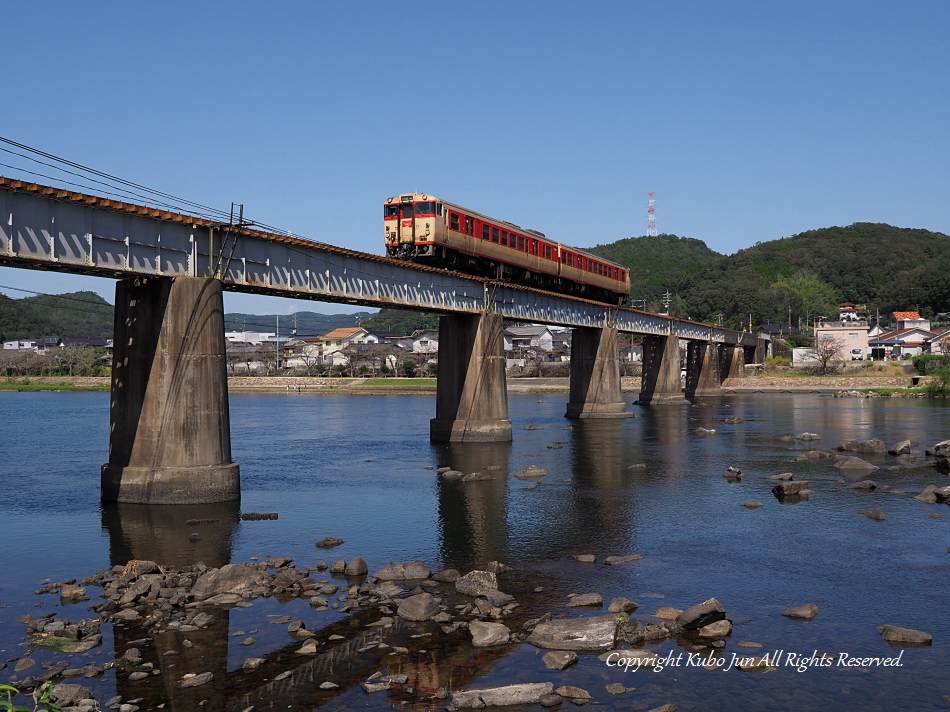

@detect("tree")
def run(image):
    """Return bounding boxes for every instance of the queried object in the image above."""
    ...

[810,335,845,375]
[296,343,323,376]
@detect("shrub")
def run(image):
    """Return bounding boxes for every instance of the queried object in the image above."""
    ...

[912,354,947,375]
[926,367,950,398]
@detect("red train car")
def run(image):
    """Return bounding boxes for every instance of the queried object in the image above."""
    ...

[384,193,630,305]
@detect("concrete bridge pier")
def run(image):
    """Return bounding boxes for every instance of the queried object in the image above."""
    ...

[638,334,687,404]
[743,338,769,366]
[101,276,240,504]
[685,341,722,397]
[430,313,512,442]
[720,344,744,381]
[565,327,630,418]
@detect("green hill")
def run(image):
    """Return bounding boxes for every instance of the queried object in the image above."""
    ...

[589,223,950,329]
[223,310,374,337]
[587,233,724,308]
[0,291,114,342]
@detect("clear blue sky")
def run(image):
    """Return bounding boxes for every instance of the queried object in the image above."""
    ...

[2,0,947,314]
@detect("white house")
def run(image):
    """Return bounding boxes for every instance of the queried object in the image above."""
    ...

[503,326,555,352]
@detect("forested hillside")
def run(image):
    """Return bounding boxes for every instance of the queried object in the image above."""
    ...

[589,223,950,328]
[223,310,373,337]
[0,291,114,341]
[587,234,723,307]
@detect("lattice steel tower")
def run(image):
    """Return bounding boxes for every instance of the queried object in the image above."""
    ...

[647,192,657,236]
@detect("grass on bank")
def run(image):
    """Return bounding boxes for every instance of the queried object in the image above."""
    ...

[359,378,437,386]
[0,379,108,392]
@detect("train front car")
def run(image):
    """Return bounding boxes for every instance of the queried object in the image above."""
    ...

[383,193,441,261]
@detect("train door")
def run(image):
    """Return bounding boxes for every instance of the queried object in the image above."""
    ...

[399,200,415,245]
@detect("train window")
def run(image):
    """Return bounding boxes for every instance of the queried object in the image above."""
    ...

[491,227,499,243]
[482,225,490,240]
[415,201,436,214]
[566,253,573,266]
[450,213,459,231]
[384,205,399,217]
[561,252,567,263]
[517,235,524,251]
[465,216,473,234]
[501,230,508,246]
[437,203,443,216]
[530,241,538,255]
[401,204,413,218]
[544,245,552,260]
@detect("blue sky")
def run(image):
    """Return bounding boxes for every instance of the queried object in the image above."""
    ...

[1,0,947,314]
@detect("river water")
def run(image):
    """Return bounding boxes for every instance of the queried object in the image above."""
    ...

[1,390,949,711]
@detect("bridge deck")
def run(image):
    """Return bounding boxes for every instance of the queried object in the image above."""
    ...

[0,177,756,345]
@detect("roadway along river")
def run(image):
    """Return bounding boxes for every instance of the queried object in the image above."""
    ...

[1,391,948,711]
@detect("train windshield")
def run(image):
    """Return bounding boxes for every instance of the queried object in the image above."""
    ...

[384,205,399,217]
[400,204,413,218]
[415,201,436,214]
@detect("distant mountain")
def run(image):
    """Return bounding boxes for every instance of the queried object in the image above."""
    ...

[588,223,950,329]
[0,293,373,342]
[0,291,113,342]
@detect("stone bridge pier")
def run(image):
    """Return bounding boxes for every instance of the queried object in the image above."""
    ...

[638,334,687,404]
[101,276,240,504]
[430,313,512,442]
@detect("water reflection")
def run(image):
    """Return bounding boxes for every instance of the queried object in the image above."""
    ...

[102,502,240,711]
[434,442,512,569]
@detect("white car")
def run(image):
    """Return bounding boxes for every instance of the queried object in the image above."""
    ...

[851,349,864,361]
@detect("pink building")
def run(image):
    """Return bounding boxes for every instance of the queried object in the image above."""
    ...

[814,317,870,360]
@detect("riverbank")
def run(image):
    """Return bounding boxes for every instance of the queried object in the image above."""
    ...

[0,374,925,395]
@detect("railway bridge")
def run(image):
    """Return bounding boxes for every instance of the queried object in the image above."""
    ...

[0,177,764,504]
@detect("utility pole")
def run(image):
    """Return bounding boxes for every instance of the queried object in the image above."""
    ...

[276,315,280,372]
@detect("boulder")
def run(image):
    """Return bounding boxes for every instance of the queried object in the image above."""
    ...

[452,683,555,709]
[846,480,878,490]
[722,467,743,481]
[242,657,266,671]
[186,567,265,602]
[741,501,764,508]
[315,537,345,548]
[49,684,94,707]
[796,432,821,441]
[396,593,440,622]
[573,554,596,563]
[462,472,493,482]
[889,440,912,455]
[604,554,644,565]
[767,472,794,481]
[485,590,514,607]
[916,486,939,503]
[837,440,858,451]
[696,619,732,638]
[724,417,744,424]
[878,625,932,645]
[373,561,431,581]
[781,603,819,620]
[440,470,464,481]
[861,508,886,521]
[329,560,346,574]
[608,598,639,614]
[567,593,603,608]
[469,621,510,647]
[654,607,683,620]
[556,686,591,701]
[772,481,809,497]
[925,440,950,457]
[59,584,87,602]
[543,650,578,669]
[528,614,619,652]
[344,558,368,576]
[856,439,886,454]
[514,465,548,480]
[455,570,498,596]
[675,597,727,631]
[835,457,879,473]
[179,672,213,688]
[432,569,460,583]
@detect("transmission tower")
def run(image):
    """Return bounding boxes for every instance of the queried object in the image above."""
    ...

[646,192,657,237]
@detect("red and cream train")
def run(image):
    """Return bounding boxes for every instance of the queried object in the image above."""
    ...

[384,193,630,305]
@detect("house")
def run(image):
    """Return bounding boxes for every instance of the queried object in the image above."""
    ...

[3,339,36,350]
[868,327,936,360]
[225,331,275,345]
[314,326,369,366]
[410,330,439,355]
[813,316,869,360]
[503,326,555,352]
[363,330,406,345]
[889,311,931,332]
[837,302,868,322]
[925,328,950,357]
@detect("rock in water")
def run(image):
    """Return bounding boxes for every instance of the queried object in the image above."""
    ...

[781,603,820,620]
[888,440,912,455]
[396,593,440,621]
[514,465,548,480]
[543,650,578,669]
[190,565,270,601]
[925,440,950,457]
[796,432,821,441]
[675,598,727,631]
[455,570,498,596]
[373,561,431,581]
[604,554,644,565]
[344,558,368,576]
[878,625,932,645]
[567,593,603,608]
[528,615,619,652]
[452,683,555,709]
[469,621,510,647]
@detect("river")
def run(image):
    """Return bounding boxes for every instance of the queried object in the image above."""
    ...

[1,391,948,711]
